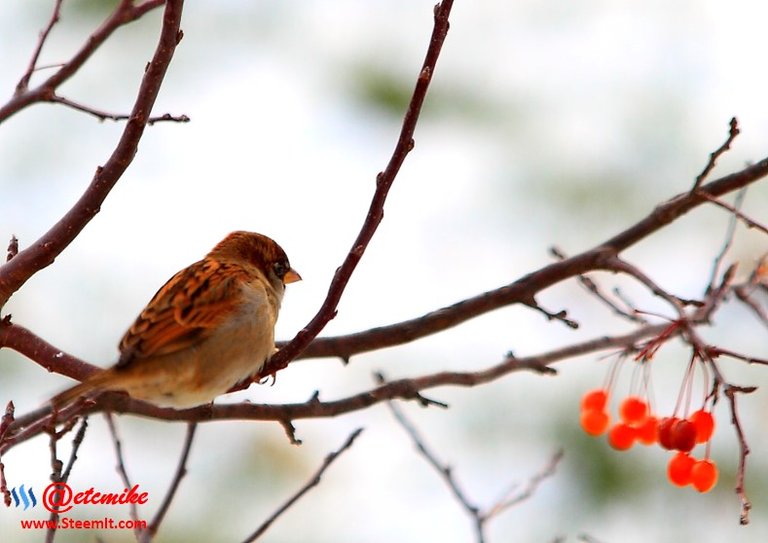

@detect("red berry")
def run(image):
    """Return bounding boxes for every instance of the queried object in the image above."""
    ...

[581,389,609,412]
[667,452,695,487]
[619,396,648,424]
[608,423,636,451]
[691,459,718,492]
[658,417,679,450]
[689,410,715,443]
[636,415,658,445]
[671,419,697,452]
[580,409,610,436]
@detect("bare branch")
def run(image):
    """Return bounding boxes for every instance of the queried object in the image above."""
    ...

[14,0,65,94]
[0,401,14,507]
[60,417,88,483]
[0,461,8,508]
[707,189,747,294]
[483,449,563,518]
[734,286,768,328]
[523,299,579,329]
[277,157,768,364]
[606,257,687,314]
[709,346,768,367]
[0,0,166,123]
[691,116,740,192]
[0,0,185,309]
[724,384,755,525]
[241,428,364,543]
[551,246,647,324]
[50,94,190,125]
[0,319,99,383]
[261,0,455,376]
[0,321,704,454]
[699,191,768,236]
[387,395,561,543]
[45,417,88,543]
[387,398,485,542]
[144,422,197,540]
[104,413,142,532]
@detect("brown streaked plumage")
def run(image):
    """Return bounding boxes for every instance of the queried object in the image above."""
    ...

[51,231,300,409]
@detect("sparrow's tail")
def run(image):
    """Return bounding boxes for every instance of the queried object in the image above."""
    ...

[49,370,117,410]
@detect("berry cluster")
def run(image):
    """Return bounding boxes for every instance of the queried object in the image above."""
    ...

[580,388,718,492]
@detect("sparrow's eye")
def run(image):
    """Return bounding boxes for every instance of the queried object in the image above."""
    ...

[272,260,289,279]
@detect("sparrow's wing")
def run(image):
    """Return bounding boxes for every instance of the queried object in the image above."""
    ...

[117,259,251,367]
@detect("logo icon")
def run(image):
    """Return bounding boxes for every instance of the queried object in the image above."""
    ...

[42,482,73,514]
[10,485,37,510]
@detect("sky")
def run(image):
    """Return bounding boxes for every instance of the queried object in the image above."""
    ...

[1,1,768,542]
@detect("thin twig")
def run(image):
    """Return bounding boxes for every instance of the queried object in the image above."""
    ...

[261,0,455,376]
[724,385,754,525]
[386,398,485,542]
[734,283,768,328]
[104,413,142,531]
[51,94,190,124]
[733,256,768,313]
[45,417,88,543]
[0,461,9,508]
[483,450,563,518]
[45,428,61,543]
[699,191,768,235]
[707,188,745,293]
[387,395,561,543]
[15,0,65,94]
[143,422,197,541]
[708,346,768,366]
[60,418,88,483]
[605,256,687,315]
[551,247,647,324]
[691,117,740,192]
[523,299,579,329]
[240,428,364,543]
[1,0,166,123]
[0,401,14,507]
[0,0,184,309]
[584,276,648,323]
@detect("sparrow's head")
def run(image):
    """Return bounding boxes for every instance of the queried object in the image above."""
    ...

[209,231,301,289]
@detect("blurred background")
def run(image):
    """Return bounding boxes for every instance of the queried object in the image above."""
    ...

[2,1,768,541]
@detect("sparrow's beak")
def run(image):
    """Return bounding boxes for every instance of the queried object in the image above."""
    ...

[284,268,302,284]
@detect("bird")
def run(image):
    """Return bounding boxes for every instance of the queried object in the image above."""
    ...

[50,231,300,409]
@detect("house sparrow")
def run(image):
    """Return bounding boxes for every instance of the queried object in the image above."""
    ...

[51,231,300,409]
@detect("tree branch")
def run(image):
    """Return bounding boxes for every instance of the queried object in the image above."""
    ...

[724,384,754,525]
[2,321,676,454]
[14,0,65,95]
[144,422,197,540]
[0,0,184,310]
[240,428,363,543]
[104,413,142,533]
[277,156,768,363]
[50,94,190,125]
[261,0,455,376]
[691,117,740,192]
[0,0,165,123]
[386,394,561,543]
